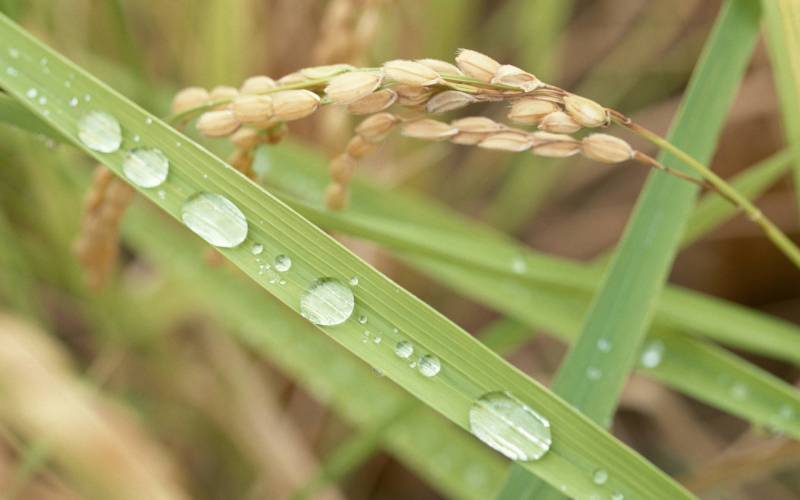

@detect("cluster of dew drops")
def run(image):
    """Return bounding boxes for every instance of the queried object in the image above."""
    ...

[10,43,781,498]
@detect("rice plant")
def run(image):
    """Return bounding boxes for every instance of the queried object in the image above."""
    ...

[0,1,798,499]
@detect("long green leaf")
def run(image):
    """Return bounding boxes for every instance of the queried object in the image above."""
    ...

[0,14,692,499]
[501,0,762,495]
[762,0,800,210]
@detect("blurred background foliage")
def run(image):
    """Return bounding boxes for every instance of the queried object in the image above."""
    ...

[0,0,798,499]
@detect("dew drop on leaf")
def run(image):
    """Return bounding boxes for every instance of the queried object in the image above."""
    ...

[77,111,122,153]
[468,391,552,461]
[299,278,355,326]
[122,148,169,188]
[394,340,414,359]
[274,255,292,272]
[592,468,608,485]
[181,192,248,248]
[418,354,441,377]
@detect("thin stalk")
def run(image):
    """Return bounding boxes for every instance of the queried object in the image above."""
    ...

[618,116,800,268]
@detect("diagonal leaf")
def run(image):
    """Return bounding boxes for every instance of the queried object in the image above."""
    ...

[0,13,693,499]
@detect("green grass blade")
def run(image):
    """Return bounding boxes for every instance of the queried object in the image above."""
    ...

[0,14,694,499]
[762,0,800,211]
[500,1,762,493]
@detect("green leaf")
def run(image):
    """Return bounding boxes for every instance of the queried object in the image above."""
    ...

[500,0,762,495]
[0,13,693,499]
[762,0,800,211]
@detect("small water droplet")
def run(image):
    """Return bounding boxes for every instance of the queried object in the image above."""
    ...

[730,383,748,400]
[358,314,367,324]
[175,141,182,147]
[157,190,166,200]
[68,97,79,107]
[181,192,248,248]
[640,340,665,368]
[5,67,18,76]
[37,96,47,105]
[511,256,527,274]
[418,354,441,377]
[274,255,292,272]
[373,336,382,344]
[122,148,169,188]
[612,492,624,500]
[77,111,122,153]
[133,134,141,142]
[586,367,602,380]
[361,331,371,343]
[145,117,153,125]
[597,338,611,352]
[26,88,37,99]
[8,48,19,59]
[40,57,48,66]
[409,361,417,369]
[299,278,355,326]
[373,367,384,377]
[251,243,264,255]
[64,80,72,88]
[83,94,91,102]
[778,404,794,419]
[469,391,552,461]
[394,340,414,359]
[349,276,359,286]
[592,468,608,485]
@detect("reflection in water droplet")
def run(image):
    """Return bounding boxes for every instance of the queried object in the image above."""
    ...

[181,192,248,248]
[592,468,608,485]
[77,111,122,153]
[640,340,665,368]
[394,340,413,359]
[418,355,441,377]
[586,367,602,380]
[299,278,355,326]
[730,383,748,400]
[468,391,552,461]
[274,255,292,272]
[122,148,169,188]
[251,243,264,255]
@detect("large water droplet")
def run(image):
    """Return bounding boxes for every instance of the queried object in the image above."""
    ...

[122,148,169,188]
[77,111,122,153]
[418,355,441,377]
[274,254,292,272]
[592,468,608,485]
[181,192,248,248]
[469,391,551,461]
[394,340,414,359]
[640,340,664,368]
[300,278,355,326]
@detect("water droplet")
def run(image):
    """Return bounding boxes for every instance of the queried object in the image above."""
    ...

[468,391,552,461]
[373,336,382,344]
[37,96,47,106]
[26,88,37,99]
[597,338,611,352]
[64,80,72,88]
[778,404,794,419]
[418,355,441,377]
[511,256,527,274]
[730,383,748,400]
[586,366,602,380]
[157,190,166,200]
[592,468,608,485]
[83,94,92,102]
[181,192,248,248]
[394,340,414,359]
[251,243,264,255]
[145,117,153,125]
[358,314,367,324]
[175,141,182,147]
[349,276,359,286]
[299,278,355,326]
[361,331,371,343]
[274,254,292,272]
[68,97,79,107]
[612,492,624,500]
[40,57,48,66]
[8,48,19,59]
[133,134,141,142]
[77,111,122,153]
[122,148,169,188]
[5,67,18,76]
[640,340,665,368]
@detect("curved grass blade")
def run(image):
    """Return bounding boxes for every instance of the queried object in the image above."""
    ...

[0,13,693,500]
